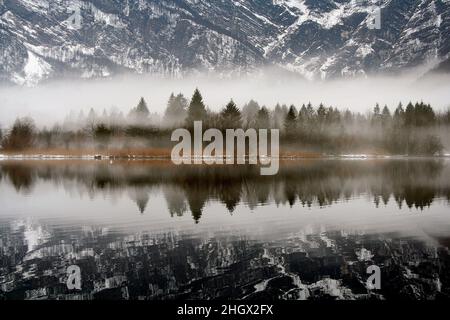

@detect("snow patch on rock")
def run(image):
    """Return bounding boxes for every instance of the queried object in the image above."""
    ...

[13,51,52,86]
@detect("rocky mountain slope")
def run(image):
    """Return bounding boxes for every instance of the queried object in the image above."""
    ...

[1,0,449,85]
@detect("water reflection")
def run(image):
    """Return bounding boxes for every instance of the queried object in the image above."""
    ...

[1,223,449,300]
[0,159,450,300]
[1,160,449,222]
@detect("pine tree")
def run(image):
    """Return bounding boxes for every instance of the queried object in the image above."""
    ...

[414,102,435,126]
[255,107,270,129]
[381,105,392,126]
[371,103,382,126]
[242,99,260,128]
[128,97,150,126]
[326,107,340,124]
[306,103,314,119]
[404,102,415,127]
[394,103,404,125]
[164,93,187,127]
[297,104,308,132]
[220,99,242,129]
[317,103,327,123]
[284,105,297,134]
[272,103,285,129]
[186,89,207,124]
[135,97,150,117]
[374,103,381,116]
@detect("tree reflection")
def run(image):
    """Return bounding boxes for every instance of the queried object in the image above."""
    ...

[128,188,151,214]
[163,185,187,217]
[1,159,449,222]
[3,163,35,193]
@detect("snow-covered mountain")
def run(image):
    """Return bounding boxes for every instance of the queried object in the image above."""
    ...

[1,0,449,85]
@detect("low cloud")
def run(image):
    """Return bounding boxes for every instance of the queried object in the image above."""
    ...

[0,70,449,128]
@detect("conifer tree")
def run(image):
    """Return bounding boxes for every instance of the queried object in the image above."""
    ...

[272,103,285,129]
[242,99,260,128]
[381,105,392,126]
[164,93,188,127]
[371,103,382,126]
[186,89,207,124]
[317,103,327,123]
[220,99,242,129]
[284,105,297,134]
[374,103,381,116]
[135,97,150,117]
[256,106,270,129]
[128,97,150,126]
[297,104,308,129]
[394,103,404,125]
[306,102,314,119]
[404,102,415,127]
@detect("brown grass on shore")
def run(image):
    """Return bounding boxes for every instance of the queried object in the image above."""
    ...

[2,148,330,159]
[0,148,322,158]
[1,147,172,157]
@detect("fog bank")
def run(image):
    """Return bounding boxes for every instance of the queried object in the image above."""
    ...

[1,72,449,127]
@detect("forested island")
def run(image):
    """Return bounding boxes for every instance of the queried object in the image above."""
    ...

[1,89,449,157]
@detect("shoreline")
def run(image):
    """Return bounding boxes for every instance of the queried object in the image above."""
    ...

[1,153,449,161]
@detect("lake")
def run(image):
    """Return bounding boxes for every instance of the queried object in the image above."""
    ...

[0,159,449,300]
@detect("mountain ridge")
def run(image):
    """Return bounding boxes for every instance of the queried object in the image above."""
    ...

[1,0,449,86]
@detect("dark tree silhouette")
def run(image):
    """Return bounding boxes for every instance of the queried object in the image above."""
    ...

[135,97,150,116]
[186,89,207,124]
[256,106,270,129]
[284,105,297,135]
[220,99,242,129]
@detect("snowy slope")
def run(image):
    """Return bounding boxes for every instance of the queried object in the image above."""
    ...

[0,0,449,85]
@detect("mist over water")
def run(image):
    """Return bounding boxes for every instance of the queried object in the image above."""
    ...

[1,71,450,127]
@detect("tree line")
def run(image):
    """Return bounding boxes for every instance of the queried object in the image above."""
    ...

[1,88,449,155]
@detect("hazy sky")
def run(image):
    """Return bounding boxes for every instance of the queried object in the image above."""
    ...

[1,72,450,127]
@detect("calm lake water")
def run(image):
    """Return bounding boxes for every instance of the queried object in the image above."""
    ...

[0,159,450,300]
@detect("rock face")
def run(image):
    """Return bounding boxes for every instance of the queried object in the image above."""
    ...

[1,0,449,85]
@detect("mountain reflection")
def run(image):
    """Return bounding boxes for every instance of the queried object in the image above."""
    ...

[1,223,450,300]
[1,160,450,222]
[1,160,450,300]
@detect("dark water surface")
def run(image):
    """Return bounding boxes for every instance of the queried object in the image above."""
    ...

[1,159,450,300]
